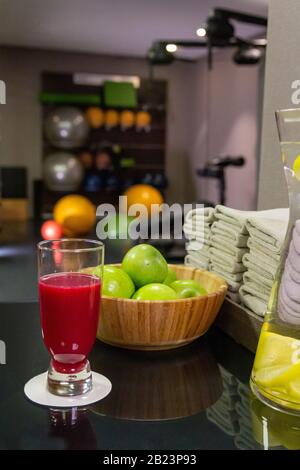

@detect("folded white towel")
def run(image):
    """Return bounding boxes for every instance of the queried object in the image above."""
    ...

[239,285,268,317]
[183,207,215,249]
[210,244,248,263]
[243,270,274,290]
[242,251,278,279]
[247,238,281,262]
[183,223,211,242]
[246,213,288,251]
[210,252,246,274]
[186,241,209,254]
[184,208,215,273]
[240,281,270,303]
[211,267,244,283]
[185,254,209,270]
[185,206,215,224]
[210,267,241,292]
[211,234,248,260]
[215,205,288,230]
[185,246,210,257]
[211,221,249,247]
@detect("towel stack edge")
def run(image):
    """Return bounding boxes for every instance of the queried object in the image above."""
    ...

[239,212,289,317]
[184,207,216,272]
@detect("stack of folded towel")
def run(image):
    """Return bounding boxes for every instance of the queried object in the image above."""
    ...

[239,210,289,317]
[209,206,289,304]
[209,206,252,302]
[184,204,289,315]
[184,207,215,270]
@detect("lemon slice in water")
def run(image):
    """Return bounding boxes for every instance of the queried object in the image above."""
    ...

[289,377,300,400]
[254,331,300,370]
[255,362,300,388]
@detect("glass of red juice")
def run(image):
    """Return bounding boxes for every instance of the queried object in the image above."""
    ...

[38,239,104,396]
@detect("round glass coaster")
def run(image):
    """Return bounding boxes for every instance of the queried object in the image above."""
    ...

[24,371,112,407]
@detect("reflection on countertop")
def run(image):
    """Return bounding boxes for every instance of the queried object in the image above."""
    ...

[91,339,223,421]
[48,407,97,450]
[250,395,300,450]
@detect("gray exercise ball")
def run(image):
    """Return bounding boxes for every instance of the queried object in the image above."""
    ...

[43,152,84,191]
[44,107,89,149]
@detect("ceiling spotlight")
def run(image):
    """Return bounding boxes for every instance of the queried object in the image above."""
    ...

[166,43,177,53]
[196,27,207,37]
[148,41,175,65]
[233,45,263,65]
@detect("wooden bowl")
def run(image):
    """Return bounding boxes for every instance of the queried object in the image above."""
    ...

[97,264,227,351]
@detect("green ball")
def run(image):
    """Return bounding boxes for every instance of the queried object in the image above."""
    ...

[122,244,168,288]
[102,265,135,299]
[132,283,179,301]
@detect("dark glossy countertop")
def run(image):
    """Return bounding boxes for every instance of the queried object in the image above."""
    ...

[0,222,299,450]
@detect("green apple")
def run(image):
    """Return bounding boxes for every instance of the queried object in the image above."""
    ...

[102,265,135,298]
[132,283,179,301]
[122,244,168,288]
[163,266,177,285]
[170,280,207,298]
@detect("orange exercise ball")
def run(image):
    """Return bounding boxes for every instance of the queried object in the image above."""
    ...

[53,194,96,236]
[120,110,135,129]
[105,109,119,128]
[86,107,104,128]
[136,111,151,130]
[124,184,164,213]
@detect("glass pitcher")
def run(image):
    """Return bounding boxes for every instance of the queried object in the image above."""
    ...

[251,108,300,414]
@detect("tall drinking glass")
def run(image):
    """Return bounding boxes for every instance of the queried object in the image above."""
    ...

[38,239,104,396]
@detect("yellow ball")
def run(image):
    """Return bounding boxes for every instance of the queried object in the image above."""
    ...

[54,194,96,236]
[293,155,300,180]
[124,184,164,213]
[86,107,104,128]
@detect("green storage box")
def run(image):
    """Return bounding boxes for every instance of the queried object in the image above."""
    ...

[103,81,137,108]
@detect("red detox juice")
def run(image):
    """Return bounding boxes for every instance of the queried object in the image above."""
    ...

[39,272,101,373]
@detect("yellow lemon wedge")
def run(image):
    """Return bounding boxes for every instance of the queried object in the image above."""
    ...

[255,362,300,388]
[289,377,300,400]
[254,331,300,370]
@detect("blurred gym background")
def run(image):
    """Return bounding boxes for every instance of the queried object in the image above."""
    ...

[0,0,267,226]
